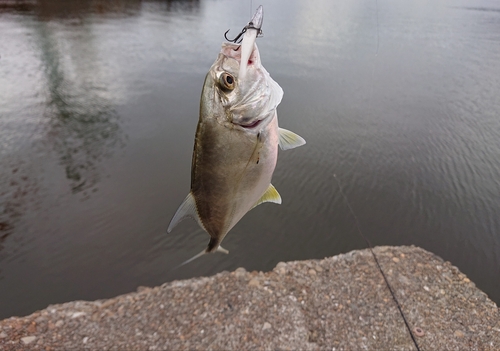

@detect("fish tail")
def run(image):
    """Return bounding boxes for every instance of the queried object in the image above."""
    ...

[173,239,229,269]
[175,249,208,269]
[207,237,229,254]
[207,237,220,253]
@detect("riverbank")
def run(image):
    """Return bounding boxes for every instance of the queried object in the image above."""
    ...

[0,246,498,350]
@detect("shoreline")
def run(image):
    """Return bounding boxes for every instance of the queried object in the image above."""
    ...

[1,245,499,350]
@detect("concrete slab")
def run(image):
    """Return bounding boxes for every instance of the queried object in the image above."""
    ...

[0,246,498,350]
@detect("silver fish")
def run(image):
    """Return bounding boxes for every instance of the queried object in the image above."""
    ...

[168,6,305,264]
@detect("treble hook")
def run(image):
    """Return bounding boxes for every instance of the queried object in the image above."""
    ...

[224,27,247,44]
[224,21,263,44]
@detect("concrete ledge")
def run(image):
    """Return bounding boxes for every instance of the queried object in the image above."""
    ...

[0,246,499,350]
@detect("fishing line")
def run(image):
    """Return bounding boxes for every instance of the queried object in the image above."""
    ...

[375,0,380,56]
[333,175,421,351]
[333,0,421,349]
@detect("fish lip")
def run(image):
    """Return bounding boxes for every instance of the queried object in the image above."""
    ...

[235,119,263,129]
[248,5,263,31]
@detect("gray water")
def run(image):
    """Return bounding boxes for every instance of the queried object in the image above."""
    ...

[1,0,499,319]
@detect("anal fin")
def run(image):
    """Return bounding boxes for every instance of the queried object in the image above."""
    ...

[253,184,282,209]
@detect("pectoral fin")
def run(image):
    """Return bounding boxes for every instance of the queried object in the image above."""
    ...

[167,192,205,233]
[279,128,306,150]
[253,184,282,209]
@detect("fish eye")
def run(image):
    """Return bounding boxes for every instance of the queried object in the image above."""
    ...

[220,73,235,91]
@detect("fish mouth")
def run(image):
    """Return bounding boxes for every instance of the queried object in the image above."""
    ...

[221,43,259,67]
[240,45,259,68]
[235,119,263,129]
[219,6,263,80]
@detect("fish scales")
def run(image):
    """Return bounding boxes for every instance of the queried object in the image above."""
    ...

[192,98,277,245]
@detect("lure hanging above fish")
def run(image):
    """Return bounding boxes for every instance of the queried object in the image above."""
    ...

[168,5,305,265]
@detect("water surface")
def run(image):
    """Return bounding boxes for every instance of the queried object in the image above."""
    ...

[1,0,499,319]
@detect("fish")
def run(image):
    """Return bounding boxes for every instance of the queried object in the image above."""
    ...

[167,6,305,265]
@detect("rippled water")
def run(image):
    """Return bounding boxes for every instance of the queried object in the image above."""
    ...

[1,0,499,319]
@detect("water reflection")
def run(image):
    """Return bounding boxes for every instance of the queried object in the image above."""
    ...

[143,0,200,14]
[458,7,500,13]
[0,0,200,17]
[0,0,201,252]
[0,158,41,257]
[0,0,36,14]
[34,20,124,193]
[36,0,141,19]
[0,1,131,241]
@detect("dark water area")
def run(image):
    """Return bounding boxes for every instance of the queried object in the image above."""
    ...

[1,0,499,319]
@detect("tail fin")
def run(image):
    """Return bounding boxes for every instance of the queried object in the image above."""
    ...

[176,249,208,268]
[173,245,229,269]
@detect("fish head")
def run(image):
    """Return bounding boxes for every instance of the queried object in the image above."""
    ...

[201,41,283,132]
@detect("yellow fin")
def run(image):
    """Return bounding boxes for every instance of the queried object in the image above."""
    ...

[253,184,282,209]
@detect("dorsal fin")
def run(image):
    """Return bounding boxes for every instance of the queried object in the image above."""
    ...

[167,192,205,233]
[253,184,282,209]
[278,128,306,150]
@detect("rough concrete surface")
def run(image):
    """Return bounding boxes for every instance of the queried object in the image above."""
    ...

[0,246,498,350]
